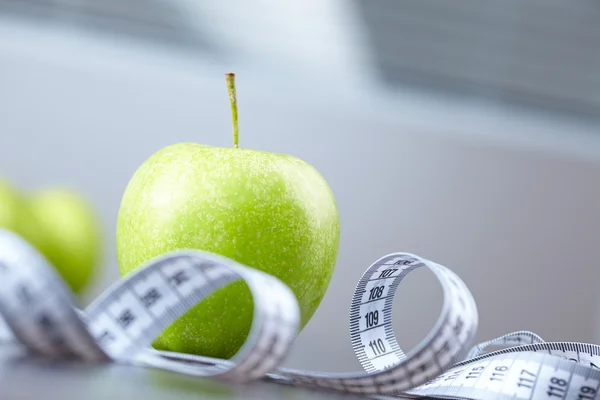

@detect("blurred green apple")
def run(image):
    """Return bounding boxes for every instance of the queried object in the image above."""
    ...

[25,188,102,294]
[0,180,101,294]
[116,73,340,359]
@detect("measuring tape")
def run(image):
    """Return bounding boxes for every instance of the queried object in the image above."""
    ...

[1,227,600,399]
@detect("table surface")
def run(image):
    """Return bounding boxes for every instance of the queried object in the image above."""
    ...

[0,344,423,400]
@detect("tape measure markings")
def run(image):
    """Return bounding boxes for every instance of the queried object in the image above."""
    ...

[408,351,600,399]
[0,228,302,384]
[350,257,419,374]
[0,231,106,362]
[2,227,600,399]
[262,253,479,397]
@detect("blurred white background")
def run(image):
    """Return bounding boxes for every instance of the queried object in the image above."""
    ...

[1,0,600,373]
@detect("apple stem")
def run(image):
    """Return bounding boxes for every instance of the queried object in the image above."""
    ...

[225,72,239,148]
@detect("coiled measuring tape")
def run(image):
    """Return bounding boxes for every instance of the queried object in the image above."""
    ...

[0,227,599,399]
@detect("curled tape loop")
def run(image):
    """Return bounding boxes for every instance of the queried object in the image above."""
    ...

[2,227,600,400]
[0,228,300,382]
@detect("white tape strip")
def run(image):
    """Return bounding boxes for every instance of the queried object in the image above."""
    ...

[1,227,599,400]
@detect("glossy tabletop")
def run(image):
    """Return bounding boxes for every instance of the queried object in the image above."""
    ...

[0,344,426,400]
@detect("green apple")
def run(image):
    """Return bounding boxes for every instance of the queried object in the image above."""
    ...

[0,180,102,295]
[25,188,103,295]
[116,72,340,359]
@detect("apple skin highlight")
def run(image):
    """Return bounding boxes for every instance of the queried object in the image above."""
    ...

[116,142,340,359]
